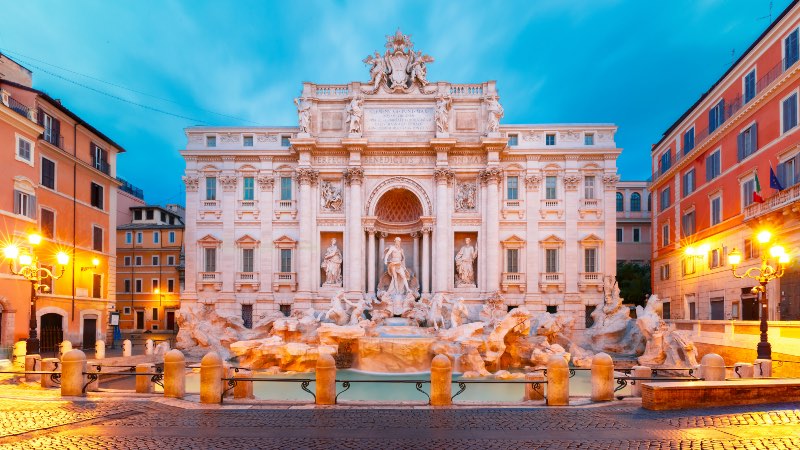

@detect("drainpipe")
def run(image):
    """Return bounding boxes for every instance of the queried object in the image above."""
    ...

[72,122,77,323]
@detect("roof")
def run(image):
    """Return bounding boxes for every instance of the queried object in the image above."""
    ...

[653,0,799,150]
[117,223,184,230]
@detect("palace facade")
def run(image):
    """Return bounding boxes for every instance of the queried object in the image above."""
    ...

[180,32,621,329]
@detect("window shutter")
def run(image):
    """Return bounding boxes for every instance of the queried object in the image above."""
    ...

[794,155,800,186]
[13,190,20,214]
[53,118,60,145]
[778,162,787,187]
[706,157,712,181]
[28,195,36,219]
[750,123,758,155]
[737,131,744,162]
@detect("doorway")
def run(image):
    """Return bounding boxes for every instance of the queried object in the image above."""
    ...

[83,318,97,349]
[40,313,63,353]
[136,310,145,330]
[166,311,175,331]
[742,297,759,320]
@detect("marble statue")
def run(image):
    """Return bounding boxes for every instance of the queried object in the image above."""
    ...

[324,290,350,326]
[435,95,452,133]
[321,239,343,286]
[363,51,388,93]
[582,276,644,355]
[383,237,411,296]
[346,94,364,135]
[409,50,433,86]
[455,238,478,287]
[294,97,311,134]
[448,297,470,329]
[480,291,507,327]
[347,295,373,326]
[428,293,447,331]
[455,181,477,211]
[320,180,343,212]
[361,29,435,92]
[636,295,699,368]
[485,95,504,134]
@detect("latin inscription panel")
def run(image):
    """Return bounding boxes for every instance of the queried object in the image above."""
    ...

[365,108,435,132]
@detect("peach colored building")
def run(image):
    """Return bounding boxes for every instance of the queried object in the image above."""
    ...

[651,2,800,321]
[615,180,651,265]
[0,54,123,351]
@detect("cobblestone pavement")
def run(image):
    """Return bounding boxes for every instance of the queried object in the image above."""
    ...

[0,399,798,449]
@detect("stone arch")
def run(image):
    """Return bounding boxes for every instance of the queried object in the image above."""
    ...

[366,177,432,216]
[374,189,424,223]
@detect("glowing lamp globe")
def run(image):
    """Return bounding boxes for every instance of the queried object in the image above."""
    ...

[698,243,711,254]
[770,246,786,258]
[727,248,742,267]
[684,246,696,256]
[28,234,42,246]
[91,258,100,266]
[57,252,69,265]
[3,245,19,260]
[757,230,772,244]
[780,254,791,265]
[19,254,33,266]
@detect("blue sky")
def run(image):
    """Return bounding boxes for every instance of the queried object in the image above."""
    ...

[0,0,790,205]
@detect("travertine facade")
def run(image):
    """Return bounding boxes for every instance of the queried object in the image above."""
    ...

[180,32,621,329]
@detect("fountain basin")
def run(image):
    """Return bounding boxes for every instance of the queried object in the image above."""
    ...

[357,336,436,372]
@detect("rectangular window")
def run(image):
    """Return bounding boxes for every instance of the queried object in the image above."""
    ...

[584,133,594,145]
[783,92,798,133]
[545,176,557,199]
[280,176,292,201]
[506,249,519,273]
[545,134,556,146]
[632,228,641,242]
[167,279,175,293]
[136,232,143,244]
[152,279,159,292]
[546,305,558,314]
[242,248,255,272]
[744,69,756,104]
[91,144,109,174]
[659,186,671,212]
[90,182,104,209]
[40,208,55,239]
[659,150,672,175]
[153,231,160,244]
[16,136,32,163]
[706,150,721,181]
[616,228,623,242]
[123,256,131,266]
[281,136,291,147]
[682,211,696,237]
[709,99,725,133]
[745,238,760,259]
[206,135,216,147]
[662,223,670,246]
[125,232,132,244]
[688,301,697,320]
[167,255,175,266]
[682,257,696,275]
[584,248,597,273]
[124,279,131,293]
[243,135,254,147]
[242,304,253,329]
[152,308,159,321]
[682,168,695,196]
[545,248,558,273]
[711,195,722,226]
[204,248,217,272]
[13,190,35,219]
[168,231,176,243]
[584,176,595,199]
[280,249,292,272]
[133,210,142,220]
[41,157,55,189]
[742,178,756,208]
[785,28,799,70]
[710,248,723,269]
[135,256,142,266]
[206,177,217,200]
[152,256,159,266]
[683,128,695,154]
[777,154,800,188]
[41,112,60,146]
[243,176,255,200]
[92,226,103,252]
[92,274,102,298]
[507,176,518,200]
[507,134,518,146]
[660,264,670,281]
[737,123,758,161]
[135,279,143,293]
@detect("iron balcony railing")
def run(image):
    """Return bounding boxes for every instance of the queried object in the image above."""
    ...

[7,96,32,119]
[92,155,111,175]
[117,177,145,199]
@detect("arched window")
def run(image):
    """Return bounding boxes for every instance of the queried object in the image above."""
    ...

[616,192,624,212]
[647,194,652,211]
[630,192,641,212]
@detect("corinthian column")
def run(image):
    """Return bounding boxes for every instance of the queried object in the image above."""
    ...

[433,168,453,292]
[366,227,376,294]
[421,227,431,294]
[182,174,200,301]
[296,168,318,294]
[481,167,502,292]
[345,167,364,294]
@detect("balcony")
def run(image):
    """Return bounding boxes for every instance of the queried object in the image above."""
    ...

[501,272,525,293]
[117,177,144,200]
[199,199,221,220]
[1,91,36,122]
[744,182,800,221]
[579,272,603,292]
[236,199,260,219]
[235,271,260,292]
[501,199,524,219]
[578,198,602,219]
[272,272,297,292]
[540,199,563,219]
[539,272,564,293]
[92,155,111,175]
[42,131,64,150]
[197,271,221,291]
[274,199,297,219]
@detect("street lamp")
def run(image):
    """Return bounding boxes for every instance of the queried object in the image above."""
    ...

[727,230,790,360]
[3,234,69,354]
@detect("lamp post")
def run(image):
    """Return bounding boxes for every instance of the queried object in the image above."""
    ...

[727,230,790,360]
[3,234,69,354]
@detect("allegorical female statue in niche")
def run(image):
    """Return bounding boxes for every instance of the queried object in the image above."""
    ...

[321,238,343,286]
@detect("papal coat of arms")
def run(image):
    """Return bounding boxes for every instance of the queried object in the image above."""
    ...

[362,29,435,94]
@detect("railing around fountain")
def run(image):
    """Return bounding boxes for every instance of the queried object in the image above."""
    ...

[334,379,431,404]
[221,376,316,404]
[82,364,165,393]
[450,379,546,402]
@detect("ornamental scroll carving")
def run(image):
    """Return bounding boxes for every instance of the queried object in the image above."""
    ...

[296,168,319,186]
[183,175,199,192]
[257,134,278,143]
[344,167,364,185]
[455,180,477,211]
[562,174,581,191]
[602,174,620,189]
[524,174,542,191]
[433,168,454,184]
[218,175,238,191]
[257,175,275,191]
[479,167,503,184]
[220,133,239,144]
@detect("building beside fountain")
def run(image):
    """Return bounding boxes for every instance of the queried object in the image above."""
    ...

[179,31,621,331]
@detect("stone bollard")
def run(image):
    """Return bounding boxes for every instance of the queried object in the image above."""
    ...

[630,366,652,398]
[136,363,155,394]
[85,363,101,391]
[591,353,614,402]
[145,339,154,356]
[315,353,336,405]
[430,354,452,406]
[94,340,105,360]
[60,349,87,397]
[524,372,546,401]
[734,362,754,378]
[40,358,60,388]
[700,353,726,381]
[164,349,186,399]
[12,341,26,370]
[233,370,254,400]
[59,340,72,358]
[546,355,569,406]
[24,354,41,382]
[122,339,132,357]
[200,352,223,404]
[754,359,772,378]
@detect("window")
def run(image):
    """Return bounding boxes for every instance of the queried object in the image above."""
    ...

[710,195,722,226]
[660,264,670,281]
[737,123,758,161]
[167,279,175,293]
[92,226,103,252]
[659,186,671,212]
[135,279,143,293]
[280,249,292,272]
[122,256,130,266]
[243,176,255,200]
[16,136,32,163]
[152,279,159,292]
[242,304,253,329]
[13,190,35,219]
[584,176,595,200]
[546,305,558,314]
[742,177,756,208]
[744,238,760,259]
[782,92,798,133]
[584,133,594,145]
[688,301,697,320]
[507,176,519,200]
[630,192,641,211]
[280,176,292,201]
[206,135,216,147]
[152,256,159,266]
[146,209,154,220]
[706,149,721,181]
[90,183,104,209]
[160,211,166,222]
[682,169,696,196]
[785,28,799,70]
[168,231,176,243]
[40,208,55,239]
[281,136,291,147]
[91,144,109,174]
[777,154,800,188]
[123,279,131,293]
[545,248,558,273]
[682,257,696,275]
[243,135,254,147]
[167,255,175,266]
[204,248,217,272]
[710,248,724,269]
[682,211,696,237]
[615,192,624,211]
[125,232,132,244]
[545,176,557,199]
[507,134,518,146]
[41,157,55,189]
[279,304,291,317]
[206,177,217,200]
[506,249,519,273]
[744,69,756,104]
[153,231,160,244]
[242,248,255,273]
[41,112,60,146]
[584,248,597,273]
[616,228,623,242]
[134,210,142,221]
[92,274,102,298]
[135,256,142,266]
[709,99,725,133]
[647,194,651,211]
[136,232,143,244]
[632,228,641,242]
[545,134,556,146]
[152,308,159,321]
[659,150,672,175]
[683,128,695,154]
[662,222,670,246]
